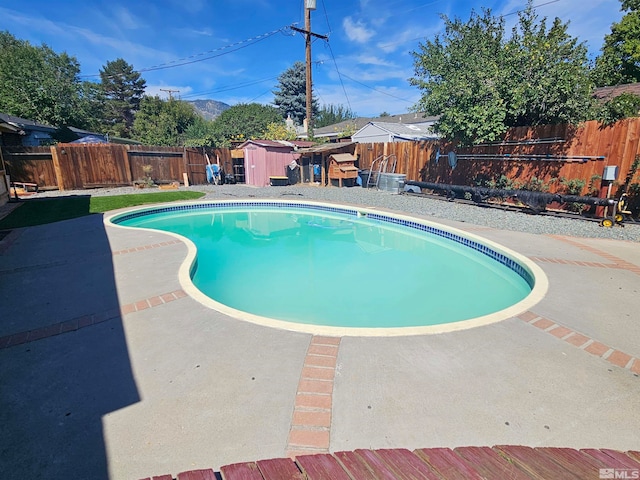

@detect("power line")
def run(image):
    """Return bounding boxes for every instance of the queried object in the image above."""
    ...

[249,88,274,102]
[338,72,415,103]
[320,0,333,36]
[324,40,352,112]
[80,26,290,79]
[181,76,279,99]
[503,0,560,17]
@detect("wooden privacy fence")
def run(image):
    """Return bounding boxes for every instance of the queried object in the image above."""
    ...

[355,140,438,179]
[3,118,640,195]
[356,118,640,197]
[1,146,57,189]
[2,145,233,191]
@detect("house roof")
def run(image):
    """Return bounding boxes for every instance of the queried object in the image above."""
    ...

[0,113,109,140]
[354,121,440,141]
[67,126,106,138]
[0,113,57,132]
[593,83,640,101]
[0,119,23,134]
[311,113,439,138]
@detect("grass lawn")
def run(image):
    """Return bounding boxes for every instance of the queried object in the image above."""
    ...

[0,191,205,229]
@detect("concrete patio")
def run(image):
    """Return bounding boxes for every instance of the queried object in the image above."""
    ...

[0,196,639,479]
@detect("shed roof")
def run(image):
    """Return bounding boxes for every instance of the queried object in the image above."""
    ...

[237,139,314,149]
[297,141,356,153]
[329,153,357,163]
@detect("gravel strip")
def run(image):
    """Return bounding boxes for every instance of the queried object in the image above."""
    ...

[35,184,640,242]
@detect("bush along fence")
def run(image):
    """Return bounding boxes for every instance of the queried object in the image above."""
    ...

[419,119,640,200]
[2,144,234,191]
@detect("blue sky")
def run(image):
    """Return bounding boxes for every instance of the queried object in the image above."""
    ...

[1,0,623,117]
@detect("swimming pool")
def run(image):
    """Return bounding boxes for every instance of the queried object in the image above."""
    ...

[108,200,547,336]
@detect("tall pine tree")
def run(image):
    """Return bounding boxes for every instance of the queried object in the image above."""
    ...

[99,58,146,138]
[272,61,318,126]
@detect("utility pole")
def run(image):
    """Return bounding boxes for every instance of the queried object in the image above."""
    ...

[159,88,179,100]
[290,0,327,139]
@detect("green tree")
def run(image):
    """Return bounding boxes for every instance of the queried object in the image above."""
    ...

[183,115,217,147]
[74,81,107,132]
[315,104,356,128]
[410,9,508,144]
[596,92,640,124]
[502,6,593,127]
[273,61,318,126]
[0,31,85,127]
[132,96,198,146]
[410,2,593,145]
[100,58,146,138]
[262,121,298,140]
[208,103,282,147]
[592,0,640,86]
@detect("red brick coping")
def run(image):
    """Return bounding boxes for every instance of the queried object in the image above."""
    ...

[140,446,640,479]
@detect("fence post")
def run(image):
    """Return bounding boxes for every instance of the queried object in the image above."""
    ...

[182,147,190,186]
[50,145,65,191]
[123,145,133,185]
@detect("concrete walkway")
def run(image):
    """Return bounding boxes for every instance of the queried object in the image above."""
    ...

[0,199,639,480]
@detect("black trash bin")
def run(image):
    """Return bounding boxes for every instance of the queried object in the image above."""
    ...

[286,164,301,185]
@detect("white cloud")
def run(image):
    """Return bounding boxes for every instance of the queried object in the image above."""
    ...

[319,54,408,83]
[172,27,214,37]
[342,17,375,43]
[354,54,394,67]
[376,22,444,53]
[114,7,140,30]
[167,0,207,14]
[0,7,67,38]
[316,82,419,117]
[145,85,194,99]
[0,7,172,70]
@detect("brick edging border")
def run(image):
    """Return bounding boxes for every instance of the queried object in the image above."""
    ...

[547,235,640,275]
[518,311,640,375]
[286,335,341,458]
[0,289,187,350]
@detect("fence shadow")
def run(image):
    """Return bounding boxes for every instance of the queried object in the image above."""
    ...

[0,206,139,479]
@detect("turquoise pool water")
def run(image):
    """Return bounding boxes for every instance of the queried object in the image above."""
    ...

[114,203,533,329]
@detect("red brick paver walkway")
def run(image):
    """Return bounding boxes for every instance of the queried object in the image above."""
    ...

[286,336,342,458]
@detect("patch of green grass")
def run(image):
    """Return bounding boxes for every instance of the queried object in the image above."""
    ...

[89,191,205,213]
[0,191,205,229]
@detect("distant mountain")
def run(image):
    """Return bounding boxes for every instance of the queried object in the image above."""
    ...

[187,99,231,121]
